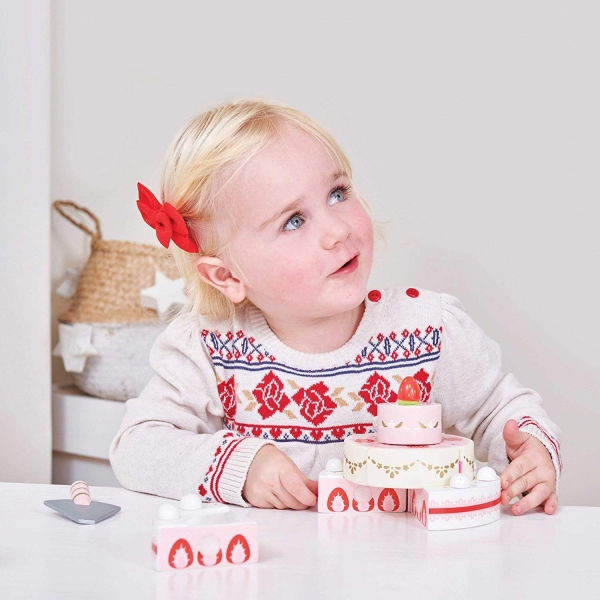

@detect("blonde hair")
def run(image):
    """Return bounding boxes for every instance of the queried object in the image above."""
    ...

[160,97,372,322]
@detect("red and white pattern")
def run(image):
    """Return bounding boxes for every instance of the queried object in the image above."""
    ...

[318,470,407,514]
[153,499,258,571]
[216,369,434,442]
[353,327,442,364]
[226,420,372,444]
[198,432,243,503]
[292,382,337,426]
[359,372,398,416]
[252,372,291,419]
[410,476,502,531]
[518,415,563,474]
[201,328,277,363]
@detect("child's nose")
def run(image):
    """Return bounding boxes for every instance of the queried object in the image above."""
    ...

[320,213,351,249]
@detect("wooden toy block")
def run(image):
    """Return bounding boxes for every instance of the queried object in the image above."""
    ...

[409,467,501,531]
[152,494,258,570]
[318,458,407,513]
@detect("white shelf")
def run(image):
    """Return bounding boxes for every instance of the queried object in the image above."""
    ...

[52,383,126,460]
[51,384,126,487]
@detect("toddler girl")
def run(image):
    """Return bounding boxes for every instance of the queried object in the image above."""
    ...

[110,98,561,516]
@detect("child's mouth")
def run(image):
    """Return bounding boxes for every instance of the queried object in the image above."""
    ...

[332,254,359,275]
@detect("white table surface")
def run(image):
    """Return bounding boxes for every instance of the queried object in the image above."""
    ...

[1,483,598,600]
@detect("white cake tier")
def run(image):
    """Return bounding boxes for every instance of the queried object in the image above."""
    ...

[343,433,475,489]
[377,402,442,445]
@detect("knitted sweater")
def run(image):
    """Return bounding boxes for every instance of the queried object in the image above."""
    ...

[109,287,562,506]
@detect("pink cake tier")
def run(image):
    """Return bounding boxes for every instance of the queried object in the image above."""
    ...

[343,433,475,489]
[377,402,442,445]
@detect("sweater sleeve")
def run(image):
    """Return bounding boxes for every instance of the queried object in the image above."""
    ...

[431,293,563,488]
[109,314,275,506]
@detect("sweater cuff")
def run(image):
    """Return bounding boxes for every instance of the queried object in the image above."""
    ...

[214,437,276,507]
[518,418,563,492]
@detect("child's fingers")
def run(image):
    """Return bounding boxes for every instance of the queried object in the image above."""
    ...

[249,494,278,509]
[266,493,288,510]
[544,492,559,515]
[511,482,553,516]
[280,467,318,506]
[500,453,537,490]
[304,477,319,496]
[501,467,545,506]
[273,484,311,510]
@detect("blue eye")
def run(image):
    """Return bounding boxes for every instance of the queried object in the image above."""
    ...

[329,184,351,205]
[283,213,305,231]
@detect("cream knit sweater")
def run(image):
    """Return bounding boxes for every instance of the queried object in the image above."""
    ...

[110,287,562,506]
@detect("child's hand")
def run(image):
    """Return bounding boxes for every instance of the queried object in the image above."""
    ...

[500,419,558,516]
[243,445,318,510]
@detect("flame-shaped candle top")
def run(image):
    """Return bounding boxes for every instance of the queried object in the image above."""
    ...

[397,376,422,405]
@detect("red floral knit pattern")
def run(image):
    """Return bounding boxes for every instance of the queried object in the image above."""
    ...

[217,375,237,420]
[292,382,337,426]
[217,369,435,443]
[253,372,291,419]
[359,373,398,416]
[413,368,432,402]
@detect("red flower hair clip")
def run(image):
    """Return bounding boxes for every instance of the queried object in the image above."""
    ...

[136,183,199,253]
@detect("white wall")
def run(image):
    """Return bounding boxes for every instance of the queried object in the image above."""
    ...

[0,1,52,482]
[51,2,599,505]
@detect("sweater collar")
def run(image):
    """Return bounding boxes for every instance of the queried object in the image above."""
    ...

[245,291,384,370]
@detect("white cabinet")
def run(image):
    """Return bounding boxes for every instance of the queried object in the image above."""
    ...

[52,384,126,487]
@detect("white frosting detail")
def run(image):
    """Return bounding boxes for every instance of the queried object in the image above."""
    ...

[450,474,471,489]
[156,503,180,520]
[180,493,203,511]
[476,466,498,482]
[326,458,343,473]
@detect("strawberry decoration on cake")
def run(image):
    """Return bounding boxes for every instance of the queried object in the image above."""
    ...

[398,376,422,405]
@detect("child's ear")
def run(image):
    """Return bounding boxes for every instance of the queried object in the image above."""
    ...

[195,256,246,303]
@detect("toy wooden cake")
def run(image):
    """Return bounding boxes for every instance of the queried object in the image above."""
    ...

[318,375,502,530]
[343,375,475,488]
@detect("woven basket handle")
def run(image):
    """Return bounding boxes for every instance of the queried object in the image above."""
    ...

[53,200,102,245]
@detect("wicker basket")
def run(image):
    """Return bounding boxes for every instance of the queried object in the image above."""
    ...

[53,200,182,401]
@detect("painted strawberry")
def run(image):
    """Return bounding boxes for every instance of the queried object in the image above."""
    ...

[377,488,400,512]
[226,534,251,564]
[327,487,349,512]
[197,548,222,567]
[352,498,374,512]
[168,538,193,569]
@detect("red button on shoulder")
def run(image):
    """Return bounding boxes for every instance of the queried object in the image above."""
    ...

[367,290,382,302]
[406,287,420,298]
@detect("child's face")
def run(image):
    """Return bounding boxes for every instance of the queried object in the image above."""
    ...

[217,123,374,322]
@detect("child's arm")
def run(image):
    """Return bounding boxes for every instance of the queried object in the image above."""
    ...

[432,293,562,515]
[109,314,276,506]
